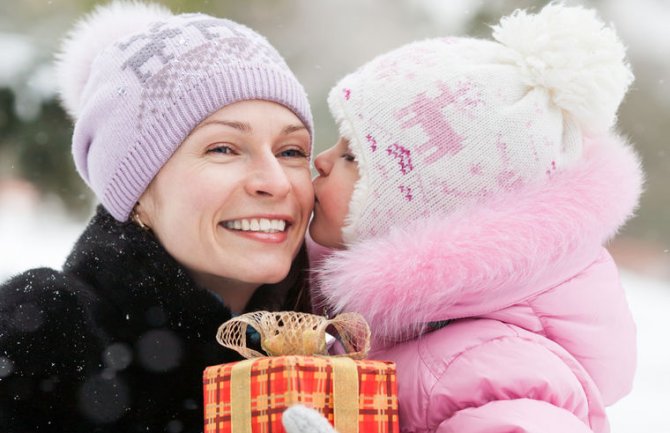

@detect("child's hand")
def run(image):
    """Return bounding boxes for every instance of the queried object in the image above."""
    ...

[282,405,337,433]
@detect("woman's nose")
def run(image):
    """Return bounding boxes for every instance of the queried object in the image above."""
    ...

[245,154,292,198]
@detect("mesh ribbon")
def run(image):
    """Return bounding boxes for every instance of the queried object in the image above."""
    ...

[216,311,371,359]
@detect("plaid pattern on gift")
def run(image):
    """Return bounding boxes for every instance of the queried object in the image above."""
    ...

[203,356,399,433]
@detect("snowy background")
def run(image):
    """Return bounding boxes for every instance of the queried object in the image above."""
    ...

[1,0,669,432]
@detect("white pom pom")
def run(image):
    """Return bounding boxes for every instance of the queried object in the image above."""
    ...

[55,1,172,119]
[492,3,634,133]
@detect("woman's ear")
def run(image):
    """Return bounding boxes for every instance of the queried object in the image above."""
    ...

[131,201,151,231]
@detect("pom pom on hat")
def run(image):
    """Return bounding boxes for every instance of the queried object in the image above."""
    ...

[492,3,634,133]
[56,1,172,119]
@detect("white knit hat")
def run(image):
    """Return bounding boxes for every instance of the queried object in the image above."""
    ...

[328,4,633,244]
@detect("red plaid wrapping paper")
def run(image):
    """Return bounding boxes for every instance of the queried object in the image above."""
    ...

[203,355,399,433]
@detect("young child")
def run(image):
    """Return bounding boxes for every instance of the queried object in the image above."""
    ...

[287,4,642,433]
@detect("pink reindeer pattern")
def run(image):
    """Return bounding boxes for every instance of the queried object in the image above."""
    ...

[395,81,482,166]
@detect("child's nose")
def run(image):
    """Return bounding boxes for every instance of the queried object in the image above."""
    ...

[313,152,331,177]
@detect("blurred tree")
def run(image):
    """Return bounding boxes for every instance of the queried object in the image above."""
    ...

[0,89,92,215]
[618,71,670,244]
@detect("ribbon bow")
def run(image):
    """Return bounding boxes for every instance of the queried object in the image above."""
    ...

[216,311,370,359]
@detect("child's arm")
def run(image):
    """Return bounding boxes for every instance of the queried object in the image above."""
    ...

[423,326,606,433]
[434,399,594,433]
[532,248,636,405]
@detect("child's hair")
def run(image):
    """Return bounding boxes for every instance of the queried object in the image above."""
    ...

[328,3,633,244]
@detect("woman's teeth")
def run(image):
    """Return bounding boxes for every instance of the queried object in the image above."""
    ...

[223,218,287,233]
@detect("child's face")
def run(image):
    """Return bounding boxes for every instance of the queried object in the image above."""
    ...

[310,137,360,249]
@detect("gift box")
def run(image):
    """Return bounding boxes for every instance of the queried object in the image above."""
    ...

[203,312,399,433]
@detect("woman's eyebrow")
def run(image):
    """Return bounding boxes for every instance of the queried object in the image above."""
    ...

[193,120,252,134]
[282,124,307,135]
[188,121,305,138]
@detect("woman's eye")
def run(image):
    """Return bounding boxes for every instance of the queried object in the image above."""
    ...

[342,153,356,162]
[207,145,234,155]
[278,148,308,158]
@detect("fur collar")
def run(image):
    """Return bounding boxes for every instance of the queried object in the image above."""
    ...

[63,207,295,333]
[315,135,643,344]
[63,207,234,335]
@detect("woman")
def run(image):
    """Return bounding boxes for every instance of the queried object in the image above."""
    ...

[0,2,314,432]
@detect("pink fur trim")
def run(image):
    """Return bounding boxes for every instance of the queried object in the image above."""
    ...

[315,134,643,344]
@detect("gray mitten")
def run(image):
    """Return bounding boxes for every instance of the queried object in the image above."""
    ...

[282,405,338,433]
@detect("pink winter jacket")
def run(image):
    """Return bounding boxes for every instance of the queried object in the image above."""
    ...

[312,136,643,433]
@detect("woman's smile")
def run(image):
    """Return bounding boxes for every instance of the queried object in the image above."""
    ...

[219,215,294,243]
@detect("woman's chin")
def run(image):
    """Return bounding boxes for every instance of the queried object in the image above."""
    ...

[253,268,291,285]
[225,262,292,286]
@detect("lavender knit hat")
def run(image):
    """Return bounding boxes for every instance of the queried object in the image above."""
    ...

[56,1,313,221]
[329,4,633,244]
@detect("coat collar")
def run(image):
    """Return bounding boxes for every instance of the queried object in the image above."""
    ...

[315,134,643,345]
[63,206,295,335]
[63,207,231,335]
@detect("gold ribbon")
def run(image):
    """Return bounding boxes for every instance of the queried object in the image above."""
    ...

[230,360,254,433]
[331,357,359,433]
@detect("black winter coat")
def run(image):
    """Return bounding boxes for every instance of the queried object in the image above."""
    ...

[0,206,309,432]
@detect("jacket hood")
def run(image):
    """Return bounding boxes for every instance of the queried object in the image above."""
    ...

[315,134,643,344]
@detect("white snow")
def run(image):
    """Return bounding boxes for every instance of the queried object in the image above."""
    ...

[0,194,85,281]
[607,271,670,433]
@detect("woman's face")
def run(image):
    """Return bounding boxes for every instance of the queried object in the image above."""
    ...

[310,137,360,249]
[138,100,313,290]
